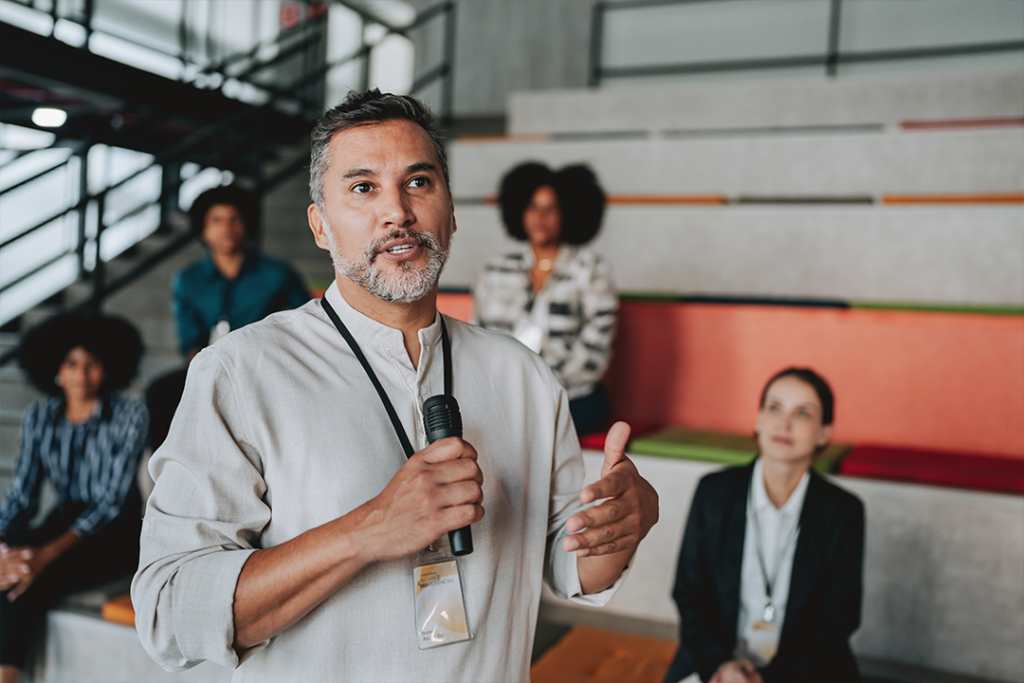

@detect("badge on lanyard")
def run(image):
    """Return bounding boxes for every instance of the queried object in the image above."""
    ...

[410,542,472,649]
[321,297,474,650]
[743,479,799,666]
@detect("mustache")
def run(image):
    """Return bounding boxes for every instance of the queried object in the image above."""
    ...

[365,228,437,263]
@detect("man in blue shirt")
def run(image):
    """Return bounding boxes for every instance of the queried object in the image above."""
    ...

[173,185,310,361]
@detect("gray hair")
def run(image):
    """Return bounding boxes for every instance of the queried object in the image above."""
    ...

[309,89,450,210]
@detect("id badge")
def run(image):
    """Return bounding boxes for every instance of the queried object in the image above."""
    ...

[747,619,782,663]
[411,545,472,649]
[209,318,231,344]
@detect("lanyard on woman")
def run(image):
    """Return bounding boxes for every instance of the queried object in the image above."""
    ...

[747,481,801,623]
[320,297,452,459]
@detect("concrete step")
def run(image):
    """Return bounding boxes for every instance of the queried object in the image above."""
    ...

[508,71,1024,136]
[449,128,1024,199]
[443,204,1024,306]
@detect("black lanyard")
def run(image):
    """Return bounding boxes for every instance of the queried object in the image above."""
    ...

[320,297,452,459]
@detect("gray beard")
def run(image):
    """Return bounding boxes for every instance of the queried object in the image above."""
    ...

[325,223,450,303]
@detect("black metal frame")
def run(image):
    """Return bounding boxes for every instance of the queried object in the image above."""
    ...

[0,0,458,365]
[587,0,1024,86]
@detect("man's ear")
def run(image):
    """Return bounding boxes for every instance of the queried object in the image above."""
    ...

[816,424,834,447]
[307,203,330,251]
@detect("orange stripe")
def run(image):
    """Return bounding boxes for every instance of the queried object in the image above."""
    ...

[882,193,1024,205]
[900,117,1024,131]
[607,194,728,205]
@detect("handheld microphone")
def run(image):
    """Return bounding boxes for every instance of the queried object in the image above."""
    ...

[423,394,473,556]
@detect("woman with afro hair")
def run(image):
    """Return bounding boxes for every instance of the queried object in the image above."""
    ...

[0,313,148,683]
[474,162,617,435]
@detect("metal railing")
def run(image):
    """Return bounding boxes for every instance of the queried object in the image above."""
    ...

[587,0,1024,86]
[0,0,457,364]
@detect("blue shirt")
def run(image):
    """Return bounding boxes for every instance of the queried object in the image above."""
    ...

[0,395,149,540]
[172,250,310,356]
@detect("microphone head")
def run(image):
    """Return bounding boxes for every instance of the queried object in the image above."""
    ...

[423,394,462,442]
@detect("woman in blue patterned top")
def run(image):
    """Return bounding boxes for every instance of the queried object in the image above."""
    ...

[0,313,148,682]
[475,163,617,435]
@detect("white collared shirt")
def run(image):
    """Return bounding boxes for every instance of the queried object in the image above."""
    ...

[736,457,810,664]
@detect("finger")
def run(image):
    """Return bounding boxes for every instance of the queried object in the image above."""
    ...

[561,519,633,553]
[601,421,631,473]
[580,469,630,505]
[18,563,31,575]
[8,579,31,601]
[19,549,32,560]
[418,437,477,465]
[433,479,485,509]
[416,457,483,489]
[566,499,627,534]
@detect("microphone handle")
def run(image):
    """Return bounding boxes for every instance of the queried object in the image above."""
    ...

[423,395,473,556]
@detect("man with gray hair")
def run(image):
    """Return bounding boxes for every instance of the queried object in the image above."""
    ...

[133,89,658,682]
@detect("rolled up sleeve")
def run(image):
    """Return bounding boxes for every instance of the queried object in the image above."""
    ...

[132,348,269,671]
[542,377,627,606]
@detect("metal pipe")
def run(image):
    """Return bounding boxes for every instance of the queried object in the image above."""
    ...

[826,0,842,77]
[588,1,605,88]
[441,2,456,122]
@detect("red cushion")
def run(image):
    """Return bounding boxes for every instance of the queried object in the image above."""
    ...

[578,420,662,451]
[839,445,1024,495]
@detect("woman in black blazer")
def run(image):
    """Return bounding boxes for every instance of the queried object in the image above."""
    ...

[664,368,864,683]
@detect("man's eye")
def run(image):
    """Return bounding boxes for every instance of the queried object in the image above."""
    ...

[352,182,372,194]
[408,177,428,188]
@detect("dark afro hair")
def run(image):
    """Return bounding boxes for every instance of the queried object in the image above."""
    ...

[189,185,258,241]
[498,162,606,246]
[20,313,144,396]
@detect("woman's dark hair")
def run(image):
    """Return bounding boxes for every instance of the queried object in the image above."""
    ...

[759,367,835,426]
[498,162,606,246]
[189,185,258,241]
[20,313,144,396]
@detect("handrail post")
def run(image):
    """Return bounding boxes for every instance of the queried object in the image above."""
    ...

[359,27,371,92]
[826,0,842,77]
[253,107,265,249]
[76,144,91,278]
[588,1,605,88]
[441,2,456,124]
[89,192,106,313]
[159,161,182,235]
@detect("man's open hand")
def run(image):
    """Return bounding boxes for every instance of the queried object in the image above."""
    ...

[562,421,659,558]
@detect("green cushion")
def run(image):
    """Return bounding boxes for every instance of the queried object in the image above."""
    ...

[628,427,849,474]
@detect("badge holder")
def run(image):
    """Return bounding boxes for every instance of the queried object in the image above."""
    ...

[410,539,472,649]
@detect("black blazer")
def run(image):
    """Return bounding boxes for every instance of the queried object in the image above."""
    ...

[664,460,865,683]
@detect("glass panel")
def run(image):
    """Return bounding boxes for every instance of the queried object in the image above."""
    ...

[839,0,1024,52]
[602,0,831,69]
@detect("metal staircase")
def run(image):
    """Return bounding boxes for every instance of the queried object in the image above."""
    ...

[0,0,457,490]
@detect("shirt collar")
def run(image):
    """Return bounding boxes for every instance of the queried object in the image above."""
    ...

[752,456,810,518]
[322,279,442,354]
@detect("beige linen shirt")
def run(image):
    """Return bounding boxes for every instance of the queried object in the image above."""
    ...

[132,282,623,682]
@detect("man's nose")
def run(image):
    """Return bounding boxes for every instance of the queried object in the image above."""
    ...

[380,186,414,227]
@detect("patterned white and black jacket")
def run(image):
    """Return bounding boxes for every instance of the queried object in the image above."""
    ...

[474,245,617,400]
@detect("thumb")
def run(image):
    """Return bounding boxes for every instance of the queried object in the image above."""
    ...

[601,421,631,475]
